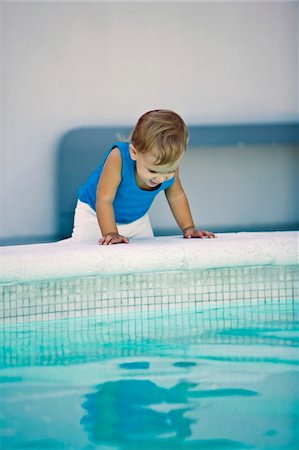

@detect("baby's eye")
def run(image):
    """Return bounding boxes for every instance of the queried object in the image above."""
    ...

[148,169,176,175]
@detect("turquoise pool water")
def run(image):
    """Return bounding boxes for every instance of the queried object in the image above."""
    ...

[0,299,298,450]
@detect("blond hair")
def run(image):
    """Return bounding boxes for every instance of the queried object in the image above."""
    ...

[130,110,188,165]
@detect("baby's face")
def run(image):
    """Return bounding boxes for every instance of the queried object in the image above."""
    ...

[130,145,183,189]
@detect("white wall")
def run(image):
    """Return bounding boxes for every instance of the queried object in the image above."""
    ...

[0,1,298,243]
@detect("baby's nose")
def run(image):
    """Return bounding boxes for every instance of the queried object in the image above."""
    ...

[156,175,167,182]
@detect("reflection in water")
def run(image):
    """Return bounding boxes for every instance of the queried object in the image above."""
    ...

[81,379,195,447]
[81,379,253,449]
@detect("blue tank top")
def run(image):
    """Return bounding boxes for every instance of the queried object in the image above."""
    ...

[78,142,175,224]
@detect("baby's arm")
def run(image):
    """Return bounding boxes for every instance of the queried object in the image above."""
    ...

[96,147,129,245]
[165,169,216,239]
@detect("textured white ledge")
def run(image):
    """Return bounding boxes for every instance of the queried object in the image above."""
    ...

[0,231,298,284]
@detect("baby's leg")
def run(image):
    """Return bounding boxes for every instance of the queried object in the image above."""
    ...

[117,214,154,239]
[71,202,154,242]
[71,200,100,242]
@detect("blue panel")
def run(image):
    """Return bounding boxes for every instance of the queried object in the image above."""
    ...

[188,123,299,146]
[55,123,299,239]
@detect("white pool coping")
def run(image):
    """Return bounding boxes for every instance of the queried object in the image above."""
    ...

[0,231,298,284]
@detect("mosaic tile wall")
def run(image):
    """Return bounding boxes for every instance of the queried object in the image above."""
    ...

[1,268,298,367]
[1,265,298,325]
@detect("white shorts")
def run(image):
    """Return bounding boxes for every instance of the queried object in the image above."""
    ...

[71,200,154,242]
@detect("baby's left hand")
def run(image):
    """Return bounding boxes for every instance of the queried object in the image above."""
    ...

[183,226,216,239]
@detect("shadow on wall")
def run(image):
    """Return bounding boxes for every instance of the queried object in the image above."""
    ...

[56,123,299,240]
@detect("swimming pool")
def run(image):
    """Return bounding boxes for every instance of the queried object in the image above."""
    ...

[1,293,298,449]
[0,233,298,449]
[1,262,298,449]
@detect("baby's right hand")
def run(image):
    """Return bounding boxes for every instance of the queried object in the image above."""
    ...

[99,232,129,245]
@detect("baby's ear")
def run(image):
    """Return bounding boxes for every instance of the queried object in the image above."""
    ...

[129,144,137,161]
